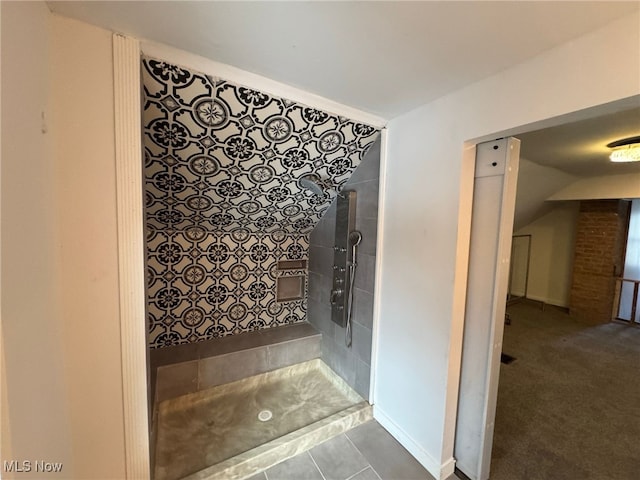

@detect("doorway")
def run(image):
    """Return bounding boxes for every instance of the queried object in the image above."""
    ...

[454,137,520,480]
[617,199,640,323]
[508,235,531,303]
[455,104,640,480]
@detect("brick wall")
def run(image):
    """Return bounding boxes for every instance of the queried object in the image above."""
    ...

[569,200,630,324]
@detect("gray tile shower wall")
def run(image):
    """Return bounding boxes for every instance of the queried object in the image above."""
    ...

[307,139,381,399]
[152,323,322,402]
[141,57,380,349]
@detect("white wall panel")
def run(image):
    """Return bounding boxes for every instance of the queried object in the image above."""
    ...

[376,12,639,479]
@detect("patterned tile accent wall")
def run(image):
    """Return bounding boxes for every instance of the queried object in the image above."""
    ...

[142,57,380,348]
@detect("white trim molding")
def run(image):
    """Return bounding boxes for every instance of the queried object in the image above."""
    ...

[374,405,454,480]
[442,143,476,465]
[113,33,151,479]
[369,128,388,403]
[140,40,387,129]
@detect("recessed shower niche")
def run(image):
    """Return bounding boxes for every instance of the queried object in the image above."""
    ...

[276,275,304,301]
[276,259,307,302]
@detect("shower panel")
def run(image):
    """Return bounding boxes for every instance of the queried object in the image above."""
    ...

[331,191,357,328]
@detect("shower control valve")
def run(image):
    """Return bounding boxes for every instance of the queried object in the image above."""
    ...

[330,288,344,305]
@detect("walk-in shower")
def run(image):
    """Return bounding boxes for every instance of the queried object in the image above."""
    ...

[154,351,371,480]
[142,55,381,480]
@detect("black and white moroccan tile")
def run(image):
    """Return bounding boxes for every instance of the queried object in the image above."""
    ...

[142,56,380,348]
[146,228,308,348]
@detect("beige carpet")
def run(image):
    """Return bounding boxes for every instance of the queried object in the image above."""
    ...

[491,302,640,479]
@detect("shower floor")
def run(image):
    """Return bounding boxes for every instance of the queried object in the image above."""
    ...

[154,359,368,480]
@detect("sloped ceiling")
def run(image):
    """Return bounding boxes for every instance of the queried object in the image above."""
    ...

[513,158,578,232]
[519,107,640,177]
[142,57,380,238]
[514,105,640,231]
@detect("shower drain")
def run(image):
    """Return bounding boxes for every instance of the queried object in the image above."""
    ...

[258,409,273,422]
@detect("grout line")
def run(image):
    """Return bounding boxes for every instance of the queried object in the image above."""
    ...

[307,450,327,480]
[266,344,273,369]
[196,358,201,391]
[344,432,380,478]
[343,430,361,451]
[345,466,371,480]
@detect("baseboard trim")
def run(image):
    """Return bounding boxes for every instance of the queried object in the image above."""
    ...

[523,294,568,309]
[455,466,473,480]
[373,406,454,480]
[440,457,456,478]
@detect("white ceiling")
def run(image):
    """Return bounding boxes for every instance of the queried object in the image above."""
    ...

[519,106,640,177]
[48,1,639,181]
[48,1,638,119]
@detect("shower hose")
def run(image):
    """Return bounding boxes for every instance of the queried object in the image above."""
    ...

[346,262,356,347]
[346,231,362,348]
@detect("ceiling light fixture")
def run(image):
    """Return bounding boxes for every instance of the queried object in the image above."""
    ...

[607,136,640,162]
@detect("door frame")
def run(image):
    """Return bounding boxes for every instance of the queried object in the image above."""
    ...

[450,98,640,479]
[113,34,387,477]
[453,138,520,480]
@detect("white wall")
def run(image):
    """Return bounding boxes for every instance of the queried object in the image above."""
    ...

[513,157,577,231]
[1,2,73,477]
[375,11,639,479]
[514,203,579,307]
[548,172,640,201]
[50,14,126,479]
[509,235,529,297]
[1,4,126,478]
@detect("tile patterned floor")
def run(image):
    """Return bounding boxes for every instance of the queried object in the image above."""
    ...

[248,420,453,480]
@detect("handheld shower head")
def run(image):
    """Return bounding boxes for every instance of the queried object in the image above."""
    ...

[345,230,363,349]
[298,174,324,196]
[349,231,362,246]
